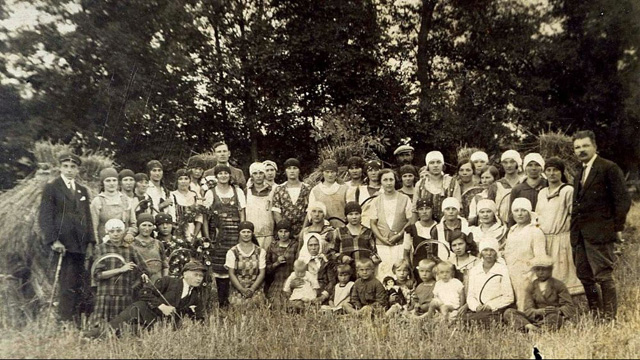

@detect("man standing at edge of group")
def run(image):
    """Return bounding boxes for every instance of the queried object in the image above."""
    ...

[39,152,96,325]
[203,141,247,191]
[571,130,631,321]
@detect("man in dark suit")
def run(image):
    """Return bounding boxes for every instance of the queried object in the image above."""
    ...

[571,130,631,321]
[39,152,95,323]
[203,141,247,191]
[84,261,208,337]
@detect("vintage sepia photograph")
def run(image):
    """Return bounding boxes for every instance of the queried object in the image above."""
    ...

[0,0,639,358]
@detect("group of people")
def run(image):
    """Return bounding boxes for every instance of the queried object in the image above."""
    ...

[38,131,631,338]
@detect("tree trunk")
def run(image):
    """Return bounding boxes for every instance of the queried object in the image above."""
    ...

[417,0,437,123]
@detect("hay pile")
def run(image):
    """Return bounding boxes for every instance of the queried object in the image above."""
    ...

[519,130,579,183]
[0,141,113,325]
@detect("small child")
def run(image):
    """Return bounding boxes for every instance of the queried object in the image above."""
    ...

[522,254,576,331]
[283,259,321,310]
[92,219,149,323]
[132,213,169,283]
[344,258,388,316]
[427,261,465,320]
[392,259,415,302]
[407,258,437,317]
[383,276,402,306]
[321,264,355,313]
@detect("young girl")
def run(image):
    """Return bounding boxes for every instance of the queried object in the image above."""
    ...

[91,167,138,244]
[398,165,418,198]
[146,159,174,218]
[321,264,355,313]
[427,261,465,320]
[407,258,437,317]
[469,199,507,253]
[265,219,299,301]
[332,201,379,276]
[155,213,193,276]
[404,198,438,274]
[92,219,149,323]
[132,213,168,283]
[225,221,266,306]
[392,259,415,305]
[345,156,365,202]
[133,173,154,217]
[283,259,321,310]
[431,197,474,262]
[412,151,457,223]
[450,234,478,293]
[504,197,547,311]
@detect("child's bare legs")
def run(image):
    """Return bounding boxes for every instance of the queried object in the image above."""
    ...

[439,304,454,321]
[342,303,357,315]
[426,299,443,317]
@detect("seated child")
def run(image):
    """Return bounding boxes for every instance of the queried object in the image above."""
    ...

[386,259,415,315]
[427,261,465,320]
[283,259,321,310]
[321,264,355,313]
[343,258,388,316]
[407,258,437,317]
[383,276,403,307]
[522,254,576,331]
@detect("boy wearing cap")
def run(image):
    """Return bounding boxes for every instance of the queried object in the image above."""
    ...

[84,261,208,338]
[39,152,95,324]
[522,255,576,330]
[246,162,275,250]
[507,153,547,226]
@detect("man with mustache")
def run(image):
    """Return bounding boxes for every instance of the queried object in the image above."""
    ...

[571,130,630,322]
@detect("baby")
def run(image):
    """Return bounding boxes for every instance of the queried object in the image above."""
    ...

[427,261,465,320]
[283,259,321,310]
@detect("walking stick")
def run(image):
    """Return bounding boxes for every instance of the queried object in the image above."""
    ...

[44,250,64,333]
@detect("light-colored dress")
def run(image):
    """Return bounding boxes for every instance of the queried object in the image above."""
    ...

[536,185,584,295]
[309,182,348,229]
[90,192,137,243]
[503,223,547,311]
[369,192,412,282]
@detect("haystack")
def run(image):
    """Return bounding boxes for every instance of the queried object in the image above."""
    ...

[0,141,113,326]
[519,130,579,183]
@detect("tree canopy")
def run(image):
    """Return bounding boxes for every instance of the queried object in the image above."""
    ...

[0,0,638,188]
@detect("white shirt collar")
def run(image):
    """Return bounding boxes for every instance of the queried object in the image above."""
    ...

[584,154,598,168]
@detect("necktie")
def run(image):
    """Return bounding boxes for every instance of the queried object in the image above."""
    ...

[182,286,192,299]
[581,164,588,186]
[68,180,76,191]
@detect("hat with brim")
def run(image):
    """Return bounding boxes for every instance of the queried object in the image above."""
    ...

[58,152,82,166]
[183,261,207,273]
[394,145,414,156]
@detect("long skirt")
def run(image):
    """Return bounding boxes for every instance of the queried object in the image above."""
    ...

[375,243,404,282]
[546,232,584,295]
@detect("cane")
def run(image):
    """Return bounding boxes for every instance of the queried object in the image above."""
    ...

[147,279,183,321]
[44,250,65,333]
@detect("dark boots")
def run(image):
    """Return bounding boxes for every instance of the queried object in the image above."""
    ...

[600,281,617,321]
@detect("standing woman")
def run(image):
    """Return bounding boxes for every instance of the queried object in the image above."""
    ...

[454,160,484,220]
[187,156,207,199]
[91,167,138,244]
[535,157,583,295]
[469,199,507,254]
[356,159,383,229]
[204,164,246,308]
[271,158,312,238]
[225,221,266,306]
[308,159,348,229]
[398,165,418,198]
[488,150,523,224]
[413,151,457,223]
[345,156,365,201]
[118,169,136,200]
[504,198,547,311]
[171,168,203,242]
[146,160,175,219]
[370,169,412,281]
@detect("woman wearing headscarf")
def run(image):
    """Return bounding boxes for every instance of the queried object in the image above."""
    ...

[504,198,547,311]
[90,167,138,244]
[413,151,457,223]
[469,199,507,254]
[487,150,523,224]
[398,164,418,198]
[535,157,584,295]
[297,202,334,262]
[508,153,548,226]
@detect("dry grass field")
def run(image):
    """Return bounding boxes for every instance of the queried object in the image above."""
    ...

[1,204,639,359]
